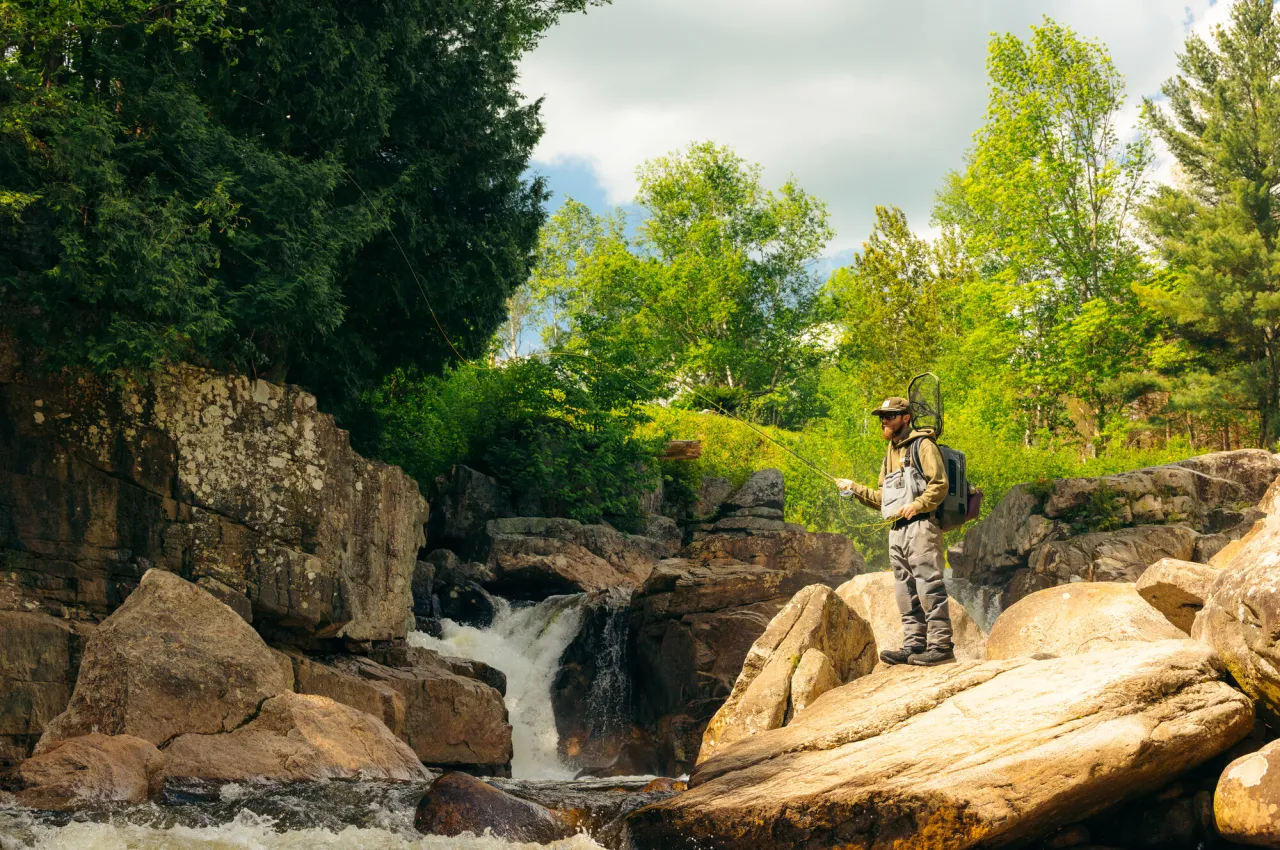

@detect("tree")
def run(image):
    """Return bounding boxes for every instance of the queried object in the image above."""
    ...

[935,18,1154,445]
[826,206,960,399]
[1140,0,1280,447]
[552,142,834,424]
[0,0,605,419]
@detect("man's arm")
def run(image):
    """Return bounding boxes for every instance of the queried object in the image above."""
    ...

[835,458,884,509]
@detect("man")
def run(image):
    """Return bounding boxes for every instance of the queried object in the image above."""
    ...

[835,396,954,666]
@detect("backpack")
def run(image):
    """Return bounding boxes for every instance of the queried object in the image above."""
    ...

[909,438,982,531]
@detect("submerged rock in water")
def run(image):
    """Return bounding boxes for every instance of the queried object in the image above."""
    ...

[163,692,427,783]
[414,771,575,843]
[625,641,1252,850]
[17,734,163,808]
[37,569,293,751]
[985,582,1185,660]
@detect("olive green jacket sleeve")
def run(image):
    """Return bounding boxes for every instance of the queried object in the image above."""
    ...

[911,438,948,515]
[848,459,885,510]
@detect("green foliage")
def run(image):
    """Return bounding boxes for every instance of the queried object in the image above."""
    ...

[934,18,1157,446]
[367,357,663,529]
[1,0,605,416]
[527,143,834,426]
[1140,0,1280,446]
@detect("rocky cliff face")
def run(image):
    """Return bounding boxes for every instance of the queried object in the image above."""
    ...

[0,346,436,777]
[0,344,426,642]
[949,450,1280,627]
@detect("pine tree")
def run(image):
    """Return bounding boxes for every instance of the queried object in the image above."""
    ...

[1141,0,1280,447]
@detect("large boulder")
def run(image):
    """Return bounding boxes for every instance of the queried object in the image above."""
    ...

[286,650,407,738]
[1136,557,1221,633]
[986,582,1185,660]
[483,517,669,599]
[836,571,986,663]
[414,771,575,843]
[1193,519,1280,723]
[697,585,875,764]
[0,612,89,776]
[0,348,426,642]
[625,641,1252,850]
[162,692,427,783]
[948,450,1280,625]
[724,469,785,512]
[427,465,513,560]
[38,570,293,750]
[629,545,862,775]
[1214,739,1280,846]
[17,734,163,808]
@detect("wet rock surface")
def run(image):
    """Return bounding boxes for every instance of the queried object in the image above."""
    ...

[17,734,163,808]
[414,771,574,843]
[626,641,1252,850]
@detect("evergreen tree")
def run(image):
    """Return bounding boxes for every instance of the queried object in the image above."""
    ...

[1,0,603,418]
[1141,0,1280,446]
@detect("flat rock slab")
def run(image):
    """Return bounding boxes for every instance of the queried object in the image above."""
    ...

[625,641,1252,850]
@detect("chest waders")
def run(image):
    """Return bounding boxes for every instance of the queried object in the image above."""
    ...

[884,441,953,653]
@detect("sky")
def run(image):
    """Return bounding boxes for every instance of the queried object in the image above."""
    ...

[518,0,1236,260]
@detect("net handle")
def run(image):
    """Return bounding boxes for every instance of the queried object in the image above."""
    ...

[907,372,944,441]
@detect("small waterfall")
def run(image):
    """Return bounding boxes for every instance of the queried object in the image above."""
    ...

[581,588,632,744]
[409,594,588,780]
[944,567,1003,632]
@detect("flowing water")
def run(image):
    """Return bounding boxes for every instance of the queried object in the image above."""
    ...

[408,595,589,780]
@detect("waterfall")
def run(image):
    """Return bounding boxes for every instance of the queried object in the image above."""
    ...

[409,594,588,780]
[944,567,1003,633]
[581,588,632,744]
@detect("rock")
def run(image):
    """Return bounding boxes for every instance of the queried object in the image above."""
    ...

[725,469,785,512]
[1018,524,1199,601]
[949,450,1280,626]
[710,515,786,533]
[38,570,293,750]
[286,651,406,738]
[414,771,574,843]
[625,641,1252,850]
[410,559,436,621]
[1214,739,1280,846]
[484,517,667,599]
[1136,558,1221,633]
[17,734,163,808]
[359,647,511,770]
[438,581,498,629]
[194,577,253,623]
[1193,520,1280,723]
[442,656,508,696]
[1210,518,1267,567]
[789,648,842,716]
[163,692,426,783]
[681,528,857,577]
[427,465,512,560]
[642,777,688,793]
[0,612,89,777]
[837,571,986,663]
[986,583,1186,660]
[0,349,427,642]
[427,548,497,587]
[698,585,874,764]
[694,476,734,520]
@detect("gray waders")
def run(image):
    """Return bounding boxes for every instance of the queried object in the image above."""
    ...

[881,451,953,652]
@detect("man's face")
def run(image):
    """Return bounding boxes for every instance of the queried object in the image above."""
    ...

[879,413,908,440]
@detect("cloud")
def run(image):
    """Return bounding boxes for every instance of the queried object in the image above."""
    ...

[520,0,1227,253]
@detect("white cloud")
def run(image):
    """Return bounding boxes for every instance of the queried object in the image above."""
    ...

[521,0,1230,253]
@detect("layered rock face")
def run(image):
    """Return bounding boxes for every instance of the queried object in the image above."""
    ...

[0,612,90,777]
[949,450,1280,626]
[0,348,426,643]
[626,641,1253,850]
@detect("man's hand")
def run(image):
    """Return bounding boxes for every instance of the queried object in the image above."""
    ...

[899,503,919,520]
[834,478,854,490]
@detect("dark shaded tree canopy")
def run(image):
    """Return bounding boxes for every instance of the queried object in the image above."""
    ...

[1,0,603,414]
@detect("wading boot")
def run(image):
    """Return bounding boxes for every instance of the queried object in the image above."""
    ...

[879,647,921,666]
[907,647,955,667]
